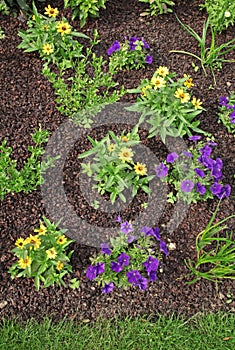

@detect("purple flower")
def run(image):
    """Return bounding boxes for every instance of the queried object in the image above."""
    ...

[210,182,222,195]
[200,145,212,157]
[198,155,214,169]
[142,226,161,240]
[216,184,231,199]
[126,270,141,285]
[100,243,111,255]
[102,282,114,294]
[129,36,140,50]
[180,179,194,193]
[182,151,192,157]
[143,256,159,273]
[207,141,217,147]
[145,55,152,64]
[86,262,105,281]
[142,38,150,49]
[127,235,136,243]
[160,240,169,256]
[194,168,205,178]
[137,276,148,290]
[189,135,201,142]
[117,253,130,267]
[115,215,122,223]
[196,182,206,195]
[155,163,169,178]
[110,261,123,273]
[166,152,179,163]
[148,270,157,282]
[219,96,229,106]
[107,40,121,55]
[120,221,133,234]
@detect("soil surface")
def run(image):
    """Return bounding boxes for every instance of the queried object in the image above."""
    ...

[0,0,235,323]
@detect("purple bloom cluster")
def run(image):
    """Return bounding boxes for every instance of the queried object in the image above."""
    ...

[107,40,121,55]
[126,270,148,290]
[219,96,235,124]
[86,262,105,281]
[155,163,169,178]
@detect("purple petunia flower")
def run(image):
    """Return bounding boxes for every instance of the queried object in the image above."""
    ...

[107,40,121,55]
[155,163,169,178]
[166,152,179,163]
[120,221,133,234]
[182,151,193,157]
[126,270,141,285]
[207,141,217,147]
[216,184,231,199]
[145,55,153,64]
[117,253,130,267]
[100,243,112,255]
[102,282,114,294]
[129,36,140,50]
[137,276,148,290]
[219,96,229,106]
[142,226,161,240]
[180,179,194,193]
[160,240,169,256]
[86,262,105,281]
[189,135,201,142]
[198,155,214,169]
[127,235,136,244]
[210,182,223,195]
[196,182,206,195]
[115,215,122,223]
[142,38,150,49]
[194,168,205,178]
[148,270,157,282]
[200,144,212,157]
[110,261,123,273]
[143,256,159,273]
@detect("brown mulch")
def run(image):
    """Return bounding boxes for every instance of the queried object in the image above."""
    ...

[0,0,235,323]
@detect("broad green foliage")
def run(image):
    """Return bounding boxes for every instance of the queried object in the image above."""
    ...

[200,0,235,32]
[139,0,175,16]
[0,127,58,201]
[64,0,107,27]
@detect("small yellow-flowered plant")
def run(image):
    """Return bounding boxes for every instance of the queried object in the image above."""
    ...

[42,43,54,55]
[44,5,59,18]
[174,88,190,103]
[57,21,71,35]
[8,217,76,291]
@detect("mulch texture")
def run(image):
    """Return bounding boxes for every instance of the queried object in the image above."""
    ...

[0,0,235,322]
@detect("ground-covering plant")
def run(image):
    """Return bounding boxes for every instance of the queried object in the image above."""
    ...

[218,93,235,137]
[139,0,175,16]
[155,136,231,204]
[0,126,58,201]
[8,217,79,291]
[78,125,154,203]
[86,216,168,293]
[186,203,235,283]
[126,67,206,143]
[17,3,89,70]
[170,16,235,84]
[200,0,235,33]
[0,0,10,14]
[64,0,108,27]
[108,36,152,71]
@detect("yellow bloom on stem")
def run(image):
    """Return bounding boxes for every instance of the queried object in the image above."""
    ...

[56,235,67,245]
[42,43,54,55]
[44,5,59,18]
[34,223,47,236]
[174,88,190,103]
[156,66,169,76]
[192,97,203,110]
[121,136,129,142]
[18,256,32,269]
[57,21,71,35]
[32,15,36,21]
[141,85,152,96]
[56,260,64,271]
[134,162,147,176]
[183,74,194,88]
[151,76,166,89]
[15,237,26,249]
[108,143,116,152]
[46,247,57,259]
[25,234,41,250]
[118,147,133,162]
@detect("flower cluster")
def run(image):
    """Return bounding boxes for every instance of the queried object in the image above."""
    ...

[218,94,235,137]
[155,136,231,204]
[126,67,206,143]
[86,216,168,293]
[108,36,152,71]
[78,126,154,204]
[8,217,75,290]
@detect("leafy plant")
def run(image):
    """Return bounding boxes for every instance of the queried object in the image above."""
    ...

[155,137,231,204]
[0,0,10,15]
[8,217,76,290]
[0,26,5,39]
[0,126,58,201]
[108,36,152,72]
[185,203,235,283]
[86,216,169,293]
[78,125,155,204]
[64,0,108,28]
[139,0,175,16]
[200,0,235,33]
[126,66,206,143]
[218,94,235,137]
[170,16,235,84]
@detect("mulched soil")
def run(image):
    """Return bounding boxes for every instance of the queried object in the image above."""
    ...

[0,0,235,323]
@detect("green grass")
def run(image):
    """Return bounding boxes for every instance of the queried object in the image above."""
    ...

[1,312,235,350]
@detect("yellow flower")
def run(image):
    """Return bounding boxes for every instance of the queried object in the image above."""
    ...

[134,162,147,176]
[174,88,190,103]
[108,143,116,152]
[25,234,41,250]
[34,223,47,236]
[121,136,129,142]
[42,43,54,55]
[56,235,67,245]
[15,237,26,249]
[57,21,71,35]
[156,66,169,76]
[32,15,36,21]
[56,261,64,271]
[151,76,166,89]
[118,147,133,162]
[192,97,203,110]
[141,85,152,96]
[46,247,57,259]
[183,74,194,88]
[44,5,59,18]
[18,256,32,269]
